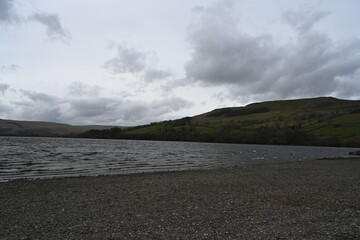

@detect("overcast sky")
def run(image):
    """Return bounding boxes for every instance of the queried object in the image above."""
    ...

[1,0,359,126]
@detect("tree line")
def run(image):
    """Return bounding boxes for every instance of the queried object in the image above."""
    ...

[77,122,358,147]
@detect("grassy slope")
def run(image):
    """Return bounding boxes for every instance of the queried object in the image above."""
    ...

[126,97,360,146]
[2,97,359,146]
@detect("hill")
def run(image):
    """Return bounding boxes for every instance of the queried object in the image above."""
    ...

[0,119,113,137]
[79,97,360,147]
[1,97,359,147]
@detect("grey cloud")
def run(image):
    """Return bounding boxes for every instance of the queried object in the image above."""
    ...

[186,32,280,85]
[4,90,62,122]
[185,2,360,101]
[161,77,193,93]
[66,98,133,125]
[103,44,174,85]
[143,68,172,82]
[0,102,10,114]
[0,88,191,125]
[147,97,192,116]
[283,10,329,33]
[103,45,147,74]
[29,12,71,42]
[117,97,192,125]
[1,0,70,41]
[0,0,19,24]
[67,82,100,97]
[0,83,9,94]
[62,97,191,125]
[19,107,62,123]
[70,98,120,118]
[0,64,19,73]
[21,90,57,103]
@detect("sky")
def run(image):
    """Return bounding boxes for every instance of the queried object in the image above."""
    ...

[1,0,359,126]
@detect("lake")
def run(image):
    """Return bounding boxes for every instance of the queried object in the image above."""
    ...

[0,136,357,182]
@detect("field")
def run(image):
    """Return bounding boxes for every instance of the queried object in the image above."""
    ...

[120,97,360,147]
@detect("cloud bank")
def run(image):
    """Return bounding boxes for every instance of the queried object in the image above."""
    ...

[0,86,192,125]
[185,2,360,101]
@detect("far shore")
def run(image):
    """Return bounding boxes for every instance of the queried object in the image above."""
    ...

[1,159,360,239]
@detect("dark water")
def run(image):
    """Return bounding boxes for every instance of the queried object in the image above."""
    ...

[0,136,357,182]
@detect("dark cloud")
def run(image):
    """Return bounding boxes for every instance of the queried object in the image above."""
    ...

[29,12,71,42]
[67,97,192,125]
[0,0,19,24]
[19,106,62,123]
[0,0,70,42]
[103,44,147,74]
[103,44,174,86]
[5,90,61,122]
[143,68,172,82]
[185,2,360,101]
[0,83,9,94]
[0,88,191,125]
[70,98,120,118]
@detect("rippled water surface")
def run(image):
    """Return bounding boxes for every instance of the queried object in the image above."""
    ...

[0,137,357,181]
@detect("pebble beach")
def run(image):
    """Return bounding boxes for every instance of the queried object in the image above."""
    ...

[1,159,359,239]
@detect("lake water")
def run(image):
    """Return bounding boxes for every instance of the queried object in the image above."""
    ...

[0,136,357,182]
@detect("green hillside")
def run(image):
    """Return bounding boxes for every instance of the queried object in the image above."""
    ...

[81,97,359,147]
[2,97,359,147]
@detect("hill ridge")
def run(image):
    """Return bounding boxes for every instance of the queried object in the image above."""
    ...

[118,96,359,147]
[1,97,359,147]
[0,118,114,137]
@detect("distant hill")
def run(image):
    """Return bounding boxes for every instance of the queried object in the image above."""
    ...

[79,97,360,147]
[2,97,360,147]
[0,119,114,137]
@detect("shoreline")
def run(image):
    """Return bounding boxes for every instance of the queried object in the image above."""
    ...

[1,159,310,183]
[3,156,359,184]
[1,159,360,239]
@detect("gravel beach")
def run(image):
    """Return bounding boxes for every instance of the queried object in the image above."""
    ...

[1,159,359,240]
